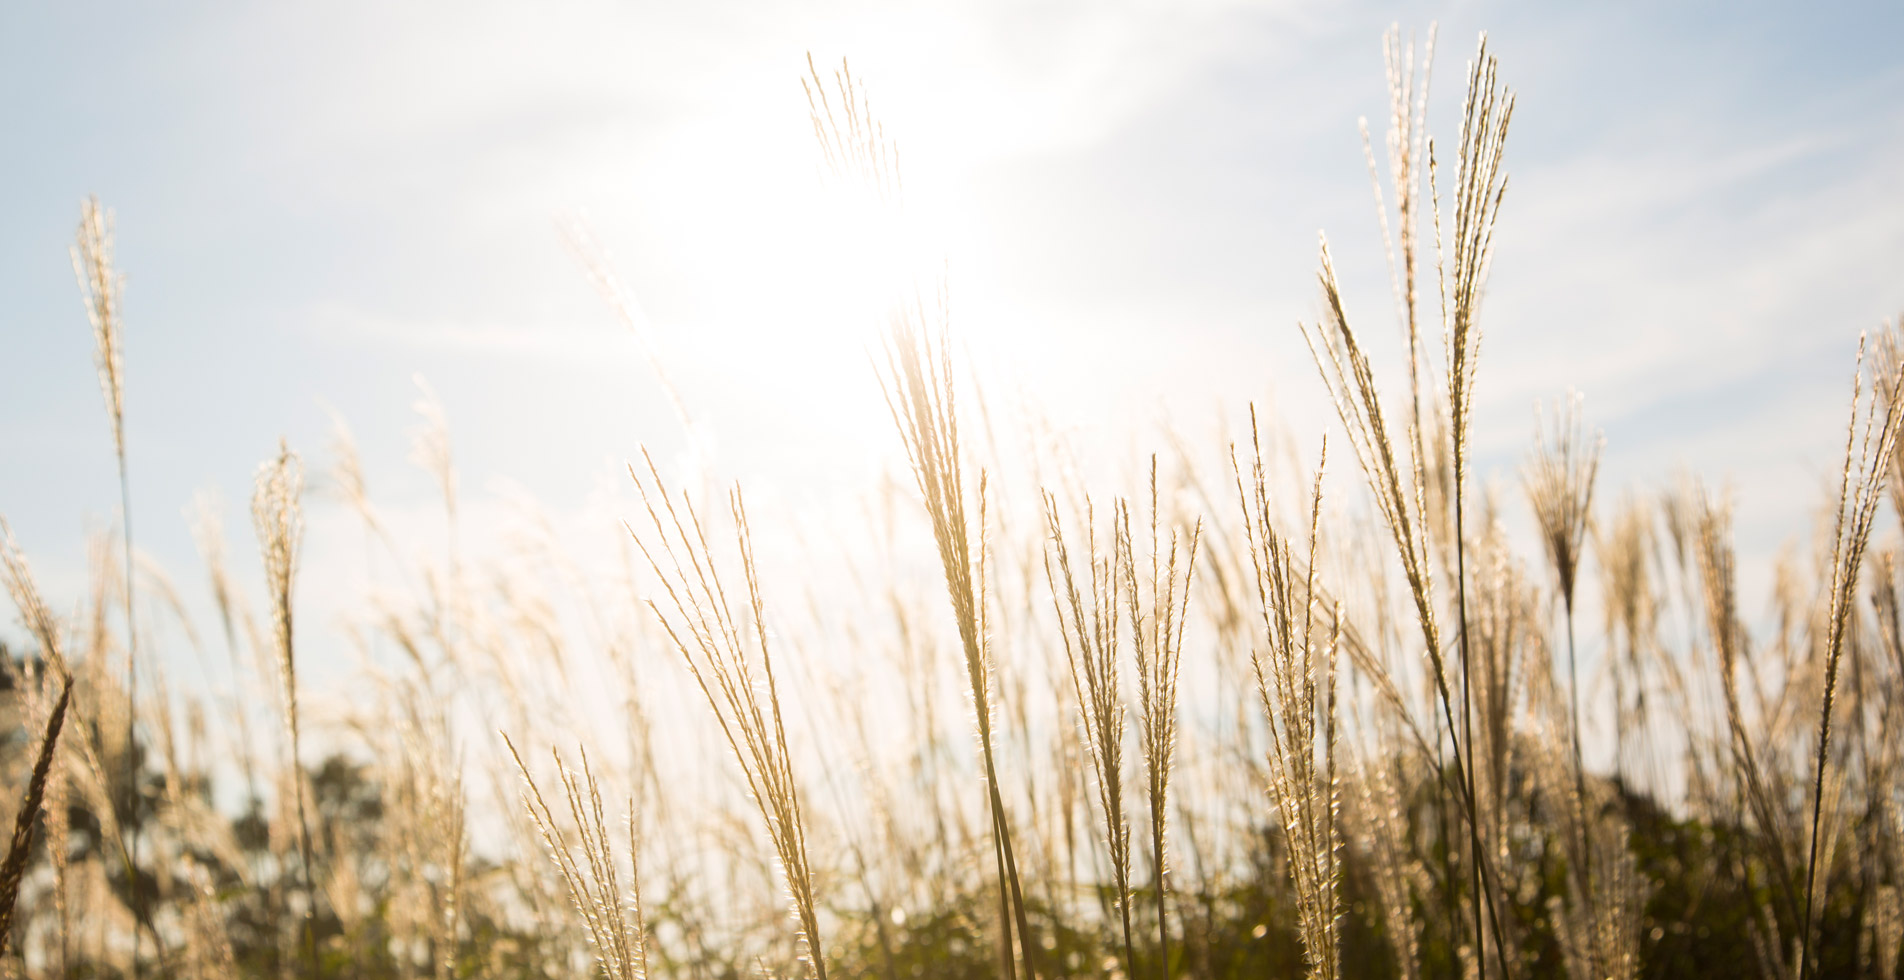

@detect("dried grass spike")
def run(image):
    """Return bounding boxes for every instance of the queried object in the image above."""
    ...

[73,196,126,461]
[626,455,826,980]
[0,675,73,957]
[252,439,318,975]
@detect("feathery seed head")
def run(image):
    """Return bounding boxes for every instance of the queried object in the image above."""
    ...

[1525,392,1603,612]
[253,440,304,674]
[1,518,72,678]
[805,54,901,206]
[73,196,127,461]
[411,375,457,521]
[1437,34,1513,481]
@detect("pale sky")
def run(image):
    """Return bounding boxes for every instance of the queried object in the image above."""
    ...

[3,0,1902,704]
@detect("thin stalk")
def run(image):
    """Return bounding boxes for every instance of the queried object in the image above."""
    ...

[253,443,317,980]
[1150,806,1167,979]
[74,197,152,978]
[1453,486,1488,980]
[117,444,144,977]
[1564,598,1593,901]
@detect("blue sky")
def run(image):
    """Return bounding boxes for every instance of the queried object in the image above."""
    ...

[1,1,1901,696]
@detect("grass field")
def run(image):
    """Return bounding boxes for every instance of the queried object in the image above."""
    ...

[3,25,1902,980]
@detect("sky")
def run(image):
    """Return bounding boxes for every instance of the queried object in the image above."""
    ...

[1,0,1902,716]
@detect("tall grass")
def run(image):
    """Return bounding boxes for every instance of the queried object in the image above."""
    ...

[71,196,151,978]
[1439,37,1514,980]
[508,741,648,980]
[2,26,1903,980]
[626,452,826,980]
[1798,337,1904,979]
[1042,492,1136,974]
[1126,460,1200,980]
[252,441,318,978]
[1237,427,1340,980]
[1524,394,1602,911]
[882,302,1037,980]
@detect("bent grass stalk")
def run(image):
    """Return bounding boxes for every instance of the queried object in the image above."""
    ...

[882,302,1036,980]
[506,739,649,980]
[0,525,79,972]
[0,673,72,958]
[556,216,696,441]
[2,520,154,964]
[625,452,826,980]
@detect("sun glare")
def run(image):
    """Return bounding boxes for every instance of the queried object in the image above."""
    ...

[622,65,966,453]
